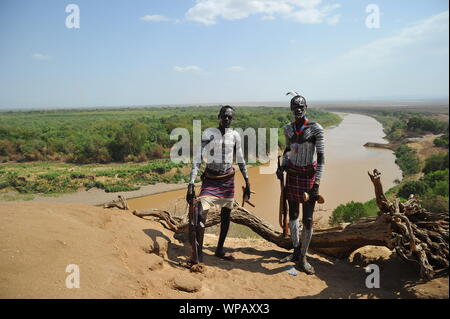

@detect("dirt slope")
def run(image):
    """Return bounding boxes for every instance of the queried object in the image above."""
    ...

[0,202,447,299]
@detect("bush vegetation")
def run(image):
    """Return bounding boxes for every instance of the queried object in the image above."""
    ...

[394,145,421,175]
[0,106,342,194]
[434,134,449,148]
[0,106,341,164]
[406,117,448,134]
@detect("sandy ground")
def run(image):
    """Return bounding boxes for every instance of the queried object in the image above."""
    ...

[406,134,446,162]
[0,202,447,299]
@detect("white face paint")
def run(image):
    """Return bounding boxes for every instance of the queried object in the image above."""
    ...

[220,108,234,128]
[292,105,307,121]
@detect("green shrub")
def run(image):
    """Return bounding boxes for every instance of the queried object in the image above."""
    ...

[434,134,449,148]
[422,169,449,188]
[394,145,421,175]
[431,180,449,197]
[423,153,449,174]
[420,194,449,213]
[95,170,117,177]
[407,117,448,134]
[38,172,62,180]
[70,172,86,179]
[330,201,370,226]
[397,180,428,198]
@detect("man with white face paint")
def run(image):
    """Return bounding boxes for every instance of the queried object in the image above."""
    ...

[186,105,251,268]
[276,91,325,275]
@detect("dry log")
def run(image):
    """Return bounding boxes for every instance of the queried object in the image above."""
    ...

[133,204,392,257]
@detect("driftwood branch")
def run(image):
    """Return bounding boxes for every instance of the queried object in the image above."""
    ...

[133,205,391,256]
[104,195,129,210]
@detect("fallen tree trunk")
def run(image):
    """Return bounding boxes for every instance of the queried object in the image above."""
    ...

[132,169,448,280]
[133,207,392,257]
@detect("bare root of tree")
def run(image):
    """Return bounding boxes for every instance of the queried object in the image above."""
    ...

[132,169,448,280]
[368,169,448,280]
[104,195,129,210]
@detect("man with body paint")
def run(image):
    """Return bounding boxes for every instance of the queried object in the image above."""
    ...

[276,92,325,275]
[186,105,251,268]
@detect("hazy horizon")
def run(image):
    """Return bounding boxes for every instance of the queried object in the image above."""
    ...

[0,0,448,110]
[1,98,448,112]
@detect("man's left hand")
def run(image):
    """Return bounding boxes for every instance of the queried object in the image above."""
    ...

[309,183,320,199]
[244,182,251,200]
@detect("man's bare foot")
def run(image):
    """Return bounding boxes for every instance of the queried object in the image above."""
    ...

[190,263,206,273]
[183,259,198,269]
[297,257,315,275]
[182,260,206,273]
[279,254,293,263]
[214,251,235,261]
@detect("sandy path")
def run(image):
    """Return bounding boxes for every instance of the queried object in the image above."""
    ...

[0,202,447,299]
[406,134,445,161]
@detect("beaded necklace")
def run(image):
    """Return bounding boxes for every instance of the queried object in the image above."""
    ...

[293,119,308,136]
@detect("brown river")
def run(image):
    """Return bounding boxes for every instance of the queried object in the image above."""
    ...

[128,113,402,228]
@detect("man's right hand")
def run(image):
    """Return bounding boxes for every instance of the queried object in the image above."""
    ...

[186,183,195,203]
[276,167,285,180]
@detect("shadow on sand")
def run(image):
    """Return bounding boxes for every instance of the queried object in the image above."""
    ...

[141,228,425,298]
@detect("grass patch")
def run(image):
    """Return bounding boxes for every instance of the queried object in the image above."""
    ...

[0,192,35,201]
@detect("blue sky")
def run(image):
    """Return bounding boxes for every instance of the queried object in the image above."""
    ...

[0,0,448,108]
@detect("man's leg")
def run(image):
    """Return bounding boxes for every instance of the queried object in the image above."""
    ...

[298,201,315,274]
[215,207,234,260]
[288,200,302,262]
[188,202,199,264]
[196,202,208,263]
[189,202,208,264]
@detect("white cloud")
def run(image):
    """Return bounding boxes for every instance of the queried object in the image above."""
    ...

[305,11,449,98]
[140,14,170,22]
[31,53,50,61]
[261,15,276,20]
[338,10,449,68]
[173,65,202,72]
[229,66,245,71]
[185,0,341,25]
[287,3,340,23]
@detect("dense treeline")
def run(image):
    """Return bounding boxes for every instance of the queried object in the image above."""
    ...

[373,111,448,142]
[0,107,341,164]
[407,116,449,134]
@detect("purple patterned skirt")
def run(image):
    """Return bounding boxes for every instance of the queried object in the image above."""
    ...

[285,161,317,203]
[199,168,235,199]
